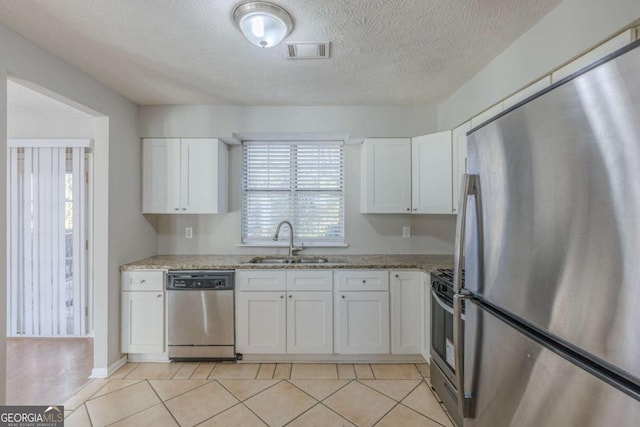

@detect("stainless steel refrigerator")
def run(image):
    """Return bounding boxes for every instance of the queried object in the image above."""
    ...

[453,39,640,426]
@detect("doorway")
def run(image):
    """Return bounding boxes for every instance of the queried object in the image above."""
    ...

[5,79,95,404]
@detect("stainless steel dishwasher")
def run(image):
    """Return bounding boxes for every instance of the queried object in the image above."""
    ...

[166,271,235,360]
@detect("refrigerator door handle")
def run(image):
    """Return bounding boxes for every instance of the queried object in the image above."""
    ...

[453,174,479,294]
[453,173,481,419]
[454,291,475,418]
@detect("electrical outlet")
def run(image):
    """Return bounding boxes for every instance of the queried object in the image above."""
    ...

[403,226,411,238]
[185,227,193,239]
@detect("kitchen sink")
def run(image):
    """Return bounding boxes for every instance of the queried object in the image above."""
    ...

[248,256,336,264]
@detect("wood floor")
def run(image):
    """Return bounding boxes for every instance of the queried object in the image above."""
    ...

[6,337,93,405]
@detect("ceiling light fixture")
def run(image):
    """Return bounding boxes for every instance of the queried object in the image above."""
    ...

[233,1,293,48]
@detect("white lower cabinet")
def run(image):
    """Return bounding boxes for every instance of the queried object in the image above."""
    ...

[336,291,390,354]
[390,271,424,354]
[235,270,333,354]
[335,270,390,354]
[423,272,431,360]
[287,291,333,354]
[121,291,165,354]
[121,270,165,354]
[236,291,287,354]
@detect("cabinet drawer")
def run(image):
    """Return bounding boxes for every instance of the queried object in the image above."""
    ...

[287,270,333,291]
[122,270,164,291]
[335,270,389,291]
[236,270,286,291]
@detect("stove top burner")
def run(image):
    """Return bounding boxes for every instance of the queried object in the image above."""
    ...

[431,268,464,287]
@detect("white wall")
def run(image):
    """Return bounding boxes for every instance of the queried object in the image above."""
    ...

[438,0,640,130]
[8,113,95,138]
[157,143,457,255]
[140,104,458,255]
[0,21,157,397]
[139,105,439,139]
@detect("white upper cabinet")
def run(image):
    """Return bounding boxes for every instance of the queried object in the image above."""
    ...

[411,131,452,214]
[142,138,228,214]
[452,121,471,214]
[361,138,412,213]
[361,134,454,214]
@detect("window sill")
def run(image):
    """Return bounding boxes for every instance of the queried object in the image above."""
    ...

[237,243,349,248]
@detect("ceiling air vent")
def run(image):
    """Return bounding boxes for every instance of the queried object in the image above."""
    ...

[285,42,331,60]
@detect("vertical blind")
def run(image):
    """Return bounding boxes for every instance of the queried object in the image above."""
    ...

[242,142,345,245]
[7,145,87,336]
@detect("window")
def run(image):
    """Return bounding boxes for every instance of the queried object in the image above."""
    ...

[242,141,345,245]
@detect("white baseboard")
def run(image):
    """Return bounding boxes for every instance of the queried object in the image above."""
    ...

[90,355,127,378]
[239,354,428,363]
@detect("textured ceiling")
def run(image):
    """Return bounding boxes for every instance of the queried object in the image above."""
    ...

[0,0,562,106]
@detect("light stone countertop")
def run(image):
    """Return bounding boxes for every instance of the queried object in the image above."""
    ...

[121,254,454,273]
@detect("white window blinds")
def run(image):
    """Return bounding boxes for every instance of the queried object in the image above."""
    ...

[7,145,87,336]
[242,142,345,245]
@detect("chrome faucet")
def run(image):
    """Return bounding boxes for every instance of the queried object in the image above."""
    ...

[272,220,301,257]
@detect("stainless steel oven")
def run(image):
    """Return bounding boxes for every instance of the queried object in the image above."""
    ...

[430,269,464,427]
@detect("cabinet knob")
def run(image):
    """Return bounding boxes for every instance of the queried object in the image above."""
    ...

[182,208,186,211]
[406,208,410,211]
[140,279,146,283]
[413,208,417,211]
[362,280,366,284]
[174,208,179,211]
[280,295,284,299]
[341,295,345,299]
[157,294,162,298]
[395,274,399,278]
[288,294,292,299]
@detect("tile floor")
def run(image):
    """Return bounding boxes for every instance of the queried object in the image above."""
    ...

[63,362,455,427]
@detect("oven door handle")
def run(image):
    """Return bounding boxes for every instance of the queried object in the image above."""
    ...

[431,289,454,315]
